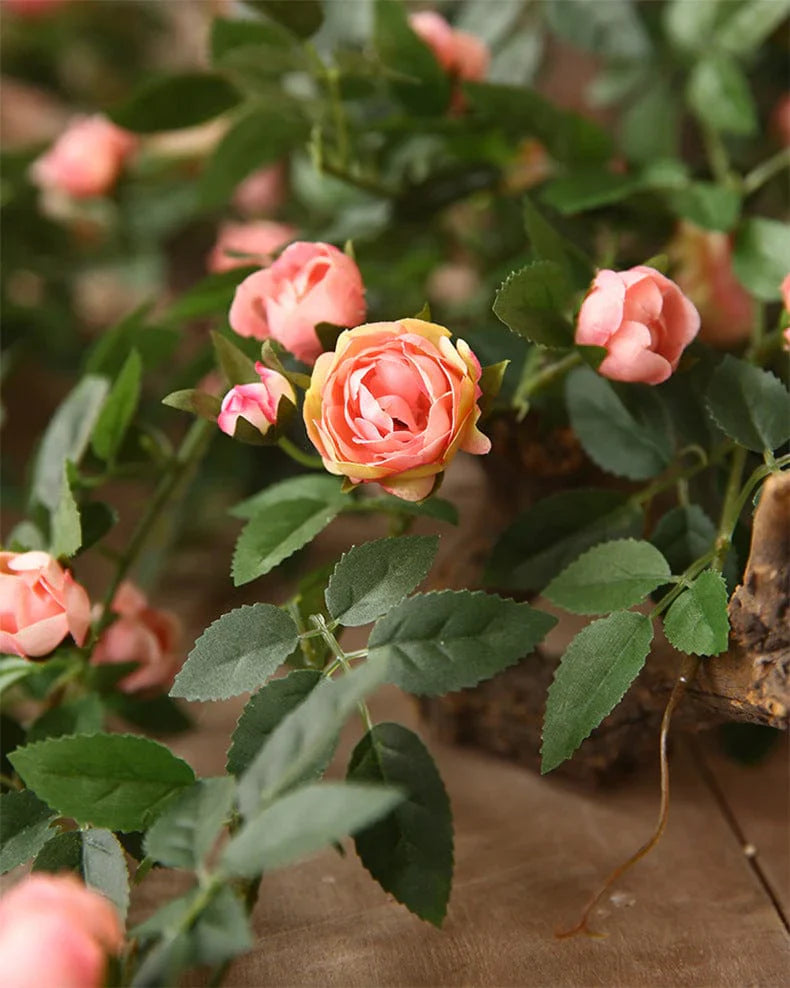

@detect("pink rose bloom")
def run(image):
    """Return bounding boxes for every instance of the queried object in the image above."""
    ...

[92,581,182,694]
[233,163,287,217]
[409,11,489,84]
[229,241,366,365]
[207,220,296,274]
[303,318,491,501]
[0,874,122,988]
[29,115,136,199]
[217,363,296,438]
[669,222,754,348]
[0,552,90,659]
[576,266,700,385]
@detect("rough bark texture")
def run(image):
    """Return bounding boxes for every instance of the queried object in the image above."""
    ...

[420,421,790,786]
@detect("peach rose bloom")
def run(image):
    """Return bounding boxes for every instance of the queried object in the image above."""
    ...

[0,874,122,988]
[669,222,754,348]
[303,318,491,501]
[207,220,296,274]
[576,266,700,385]
[92,581,182,694]
[218,363,296,438]
[229,241,366,365]
[0,552,90,659]
[29,115,136,199]
[233,163,287,216]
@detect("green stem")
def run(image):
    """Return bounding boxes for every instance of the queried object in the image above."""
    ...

[649,551,715,619]
[277,437,325,471]
[97,419,213,631]
[630,442,731,508]
[701,123,734,186]
[310,615,374,732]
[712,446,748,573]
[319,159,397,199]
[743,147,790,196]
[514,350,581,419]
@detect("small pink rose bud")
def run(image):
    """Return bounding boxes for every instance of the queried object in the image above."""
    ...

[0,874,122,988]
[207,220,297,274]
[217,364,296,439]
[29,114,137,199]
[233,162,287,217]
[0,551,90,659]
[575,266,700,385]
[92,581,182,694]
[669,222,755,348]
[229,241,366,365]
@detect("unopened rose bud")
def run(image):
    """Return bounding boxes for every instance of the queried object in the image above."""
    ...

[217,364,296,439]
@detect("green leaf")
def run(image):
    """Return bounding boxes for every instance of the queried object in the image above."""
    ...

[620,79,679,164]
[566,366,673,480]
[369,590,557,696]
[326,535,438,627]
[31,376,109,510]
[111,73,240,133]
[6,520,46,552]
[541,611,654,773]
[541,169,643,214]
[715,0,790,56]
[50,465,81,559]
[664,570,730,656]
[544,539,672,615]
[347,723,452,926]
[222,781,402,878]
[33,828,130,920]
[84,315,178,378]
[733,218,790,301]
[231,475,345,519]
[162,389,222,422]
[0,657,37,695]
[211,16,296,61]
[545,0,651,59]
[160,267,257,325]
[188,885,253,965]
[522,196,593,289]
[27,695,104,743]
[237,657,387,814]
[478,360,510,417]
[200,104,309,208]
[9,734,195,832]
[171,603,299,701]
[650,505,716,577]
[91,350,142,462]
[104,693,192,736]
[78,502,118,555]
[373,0,451,116]
[486,489,643,591]
[706,356,790,453]
[493,260,574,347]
[0,789,56,874]
[232,498,343,586]
[144,777,236,869]
[348,494,459,526]
[666,182,741,233]
[250,0,324,37]
[687,54,757,136]
[211,331,258,387]
[227,670,324,776]
[664,0,728,51]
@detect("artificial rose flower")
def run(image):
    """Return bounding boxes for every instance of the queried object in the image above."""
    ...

[207,220,296,274]
[303,318,491,501]
[0,874,122,988]
[427,262,480,306]
[0,552,90,659]
[91,581,182,694]
[29,114,136,199]
[669,222,755,348]
[575,266,700,385]
[409,9,488,112]
[233,163,287,216]
[217,363,296,438]
[229,241,366,365]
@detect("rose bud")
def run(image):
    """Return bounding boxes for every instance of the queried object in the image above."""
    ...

[0,874,122,988]
[91,581,182,694]
[669,222,755,348]
[0,551,90,659]
[303,318,491,502]
[575,266,700,385]
[29,115,137,199]
[409,11,489,81]
[782,273,790,311]
[233,162,287,216]
[207,220,296,274]
[217,363,296,439]
[229,241,366,365]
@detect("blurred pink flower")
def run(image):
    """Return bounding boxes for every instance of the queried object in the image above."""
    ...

[575,266,700,385]
[29,115,136,199]
[92,581,182,694]
[0,551,90,658]
[409,10,489,110]
[218,363,296,438]
[208,220,296,274]
[0,874,122,988]
[233,163,287,216]
[229,241,366,365]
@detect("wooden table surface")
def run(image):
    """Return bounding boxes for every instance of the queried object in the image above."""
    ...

[133,684,789,988]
